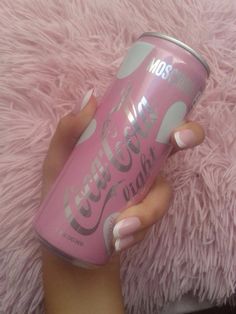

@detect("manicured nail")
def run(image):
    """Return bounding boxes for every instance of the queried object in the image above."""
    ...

[174,129,196,148]
[113,217,141,239]
[73,88,94,114]
[115,235,135,252]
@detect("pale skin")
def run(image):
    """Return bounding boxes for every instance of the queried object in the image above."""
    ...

[41,95,205,314]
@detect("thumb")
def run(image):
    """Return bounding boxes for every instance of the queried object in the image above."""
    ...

[55,94,97,150]
[43,93,97,185]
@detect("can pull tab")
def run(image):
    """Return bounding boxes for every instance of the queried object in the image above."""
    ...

[156,101,187,144]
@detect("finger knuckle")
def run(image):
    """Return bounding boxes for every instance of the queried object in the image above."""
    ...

[136,229,147,241]
[57,115,71,133]
[156,177,173,199]
[150,209,160,223]
[163,180,172,199]
[141,208,159,227]
[199,125,205,141]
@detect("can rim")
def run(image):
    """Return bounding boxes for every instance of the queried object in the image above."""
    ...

[139,32,210,77]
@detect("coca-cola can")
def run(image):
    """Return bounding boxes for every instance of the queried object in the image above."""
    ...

[35,32,210,267]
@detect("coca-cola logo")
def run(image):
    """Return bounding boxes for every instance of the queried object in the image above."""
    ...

[64,89,189,237]
[64,93,157,236]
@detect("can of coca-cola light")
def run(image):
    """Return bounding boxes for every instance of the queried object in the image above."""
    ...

[35,32,210,267]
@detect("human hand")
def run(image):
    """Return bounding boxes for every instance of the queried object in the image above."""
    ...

[40,91,205,314]
[41,91,205,255]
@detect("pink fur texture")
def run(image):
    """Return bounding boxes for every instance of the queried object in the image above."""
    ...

[0,0,236,313]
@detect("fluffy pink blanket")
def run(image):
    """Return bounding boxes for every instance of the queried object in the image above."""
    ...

[0,0,236,313]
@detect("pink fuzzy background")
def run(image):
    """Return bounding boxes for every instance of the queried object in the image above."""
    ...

[0,0,236,313]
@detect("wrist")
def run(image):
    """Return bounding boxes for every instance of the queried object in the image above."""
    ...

[42,247,124,314]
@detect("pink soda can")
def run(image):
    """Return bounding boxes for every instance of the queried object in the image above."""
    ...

[35,33,210,267]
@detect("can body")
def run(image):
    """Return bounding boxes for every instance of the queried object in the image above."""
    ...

[35,33,209,267]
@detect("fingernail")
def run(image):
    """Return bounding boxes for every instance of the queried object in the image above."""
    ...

[174,129,196,148]
[115,235,135,252]
[113,217,141,239]
[73,88,94,114]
